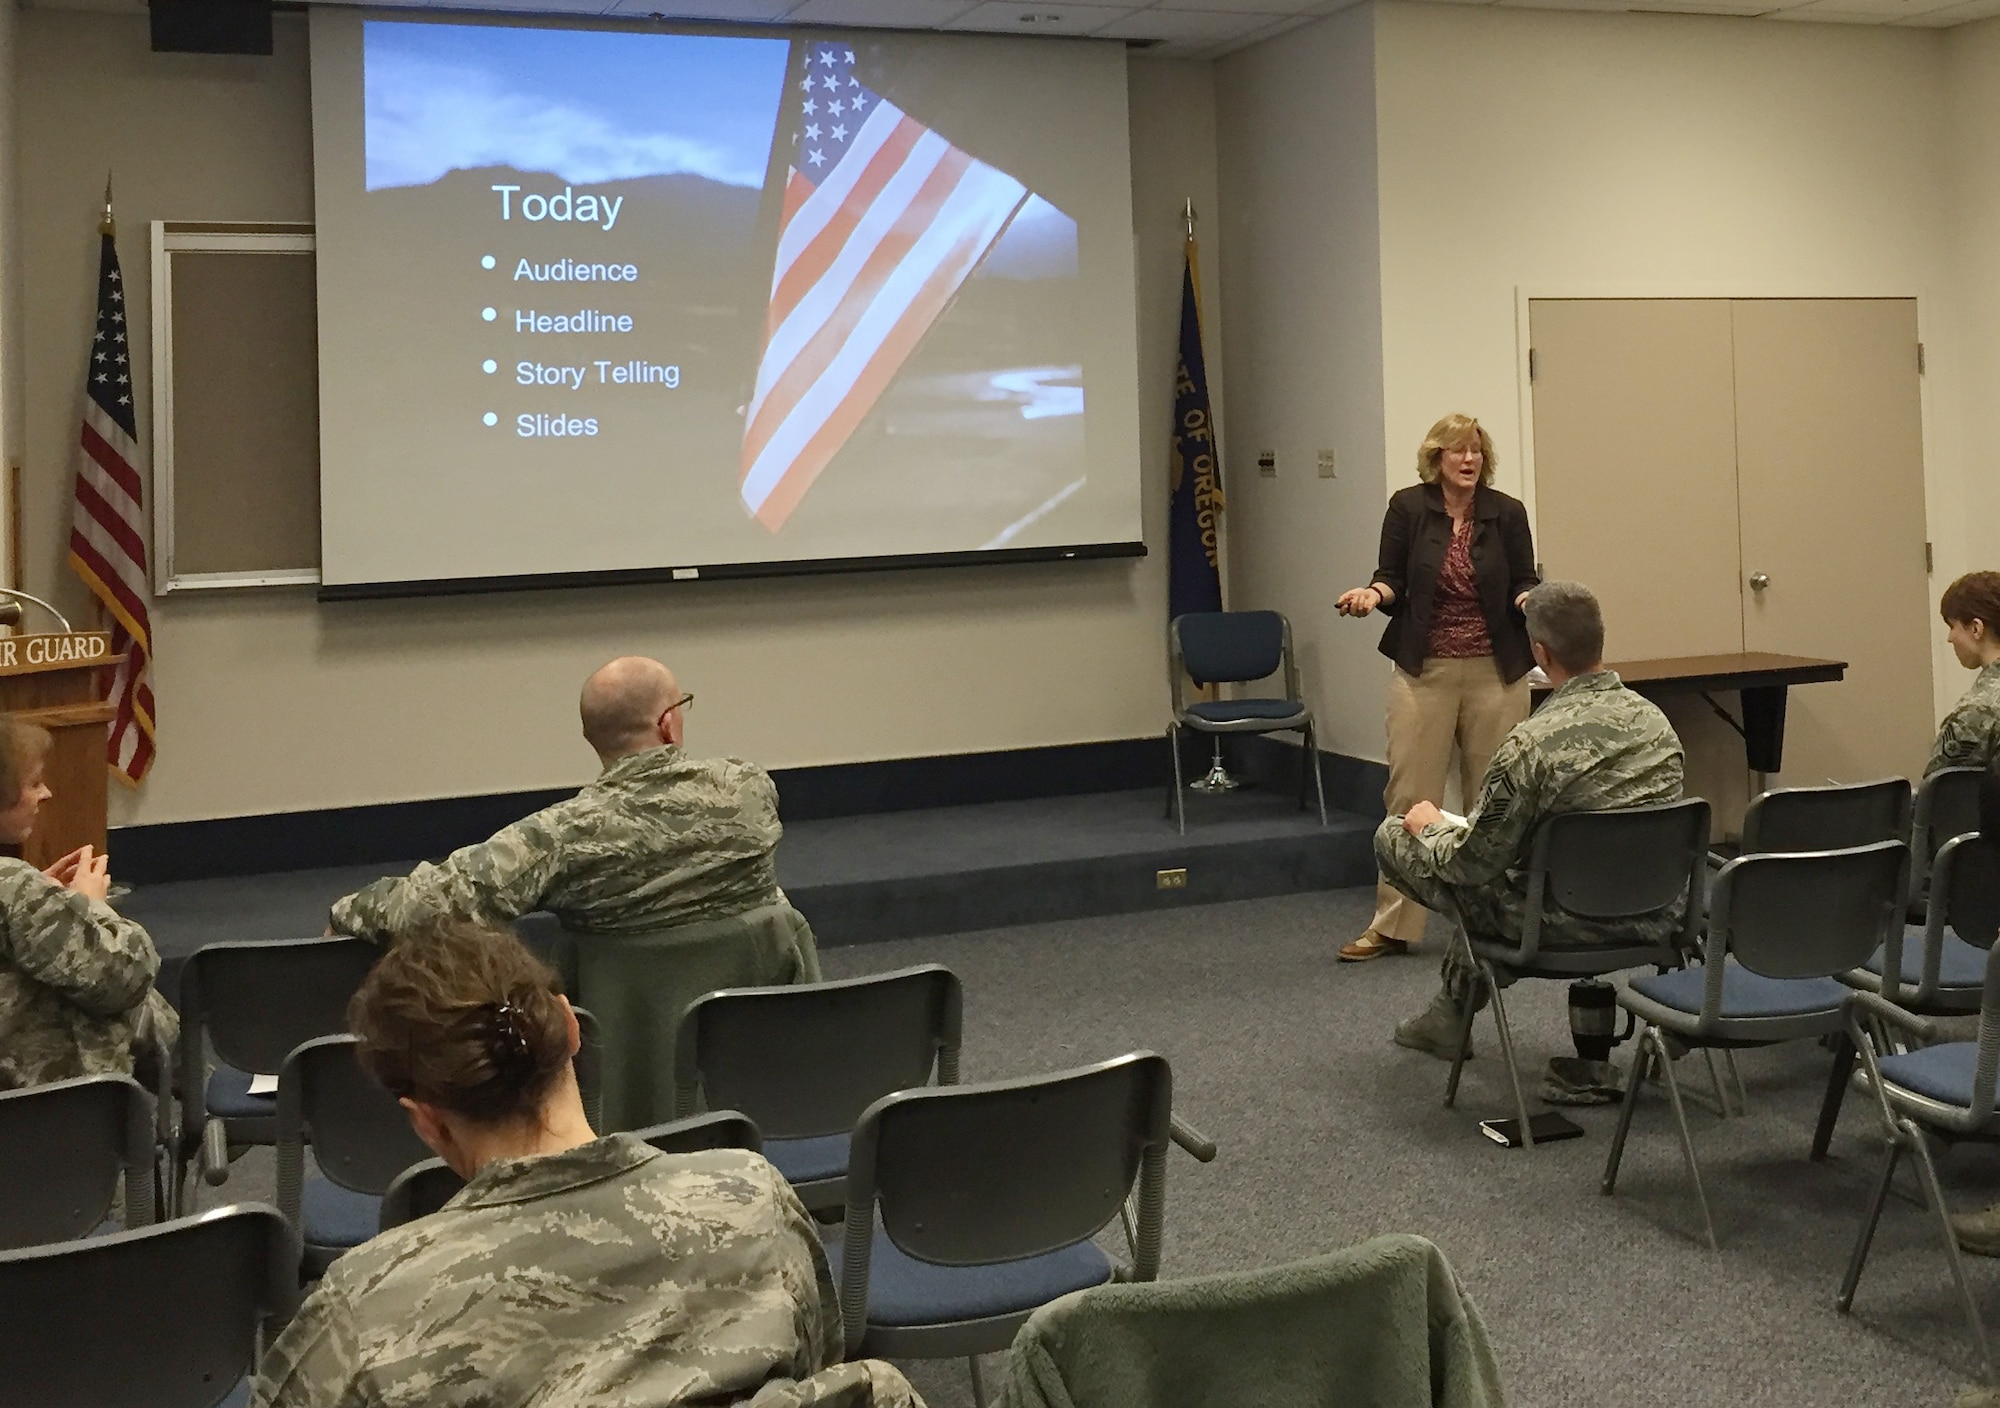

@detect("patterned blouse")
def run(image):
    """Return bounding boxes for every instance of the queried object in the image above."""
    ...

[1425,518,1493,660]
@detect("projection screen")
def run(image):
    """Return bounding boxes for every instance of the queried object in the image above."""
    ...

[308,11,1145,594]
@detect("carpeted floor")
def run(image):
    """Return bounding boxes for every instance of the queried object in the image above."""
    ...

[193,888,1998,1407]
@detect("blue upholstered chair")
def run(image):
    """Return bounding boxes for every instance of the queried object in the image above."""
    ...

[831,1052,1180,1408]
[1166,611,1326,834]
[1837,831,2000,1379]
[0,1074,157,1248]
[1602,840,1908,1249]
[172,937,379,1213]
[673,964,961,1212]
[0,1203,299,1408]
[1910,766,1986,920]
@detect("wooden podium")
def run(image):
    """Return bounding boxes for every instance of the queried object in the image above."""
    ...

[0,631,115,868]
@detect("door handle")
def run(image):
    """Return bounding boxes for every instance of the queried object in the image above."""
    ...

[1749,572,1770,592]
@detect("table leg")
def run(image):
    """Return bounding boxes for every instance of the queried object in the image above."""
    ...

[1739,685,1789,777]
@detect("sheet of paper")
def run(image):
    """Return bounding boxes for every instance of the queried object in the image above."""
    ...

[248,1073,279,1096]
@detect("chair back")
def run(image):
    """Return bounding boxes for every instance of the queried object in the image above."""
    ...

[1741,777,1911,855]
[0,1075,155,1248]
[1713,841,1908,981]
[675,965,961,1134]
[847,1052,1172,1271]
[1522,800,1709,957]
[377,1110,762,1231]
[177,937,379,1097]
[0,1203,300,1408]
[1937,834,2000,954]
[275,1036,432,1231]
[1172,612,1286,687]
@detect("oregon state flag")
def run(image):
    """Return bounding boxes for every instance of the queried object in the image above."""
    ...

[1168,239,1223,620]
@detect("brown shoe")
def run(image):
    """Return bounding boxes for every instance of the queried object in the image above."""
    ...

[1339,931,1409,962]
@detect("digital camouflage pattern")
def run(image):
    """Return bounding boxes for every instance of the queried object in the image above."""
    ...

[1927,661,2000,776]
[330,745,785,942]
[1375,670,1686,961]
[252,1137,925,1408]
[0,855,176,1090]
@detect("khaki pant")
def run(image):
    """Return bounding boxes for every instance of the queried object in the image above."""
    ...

[1368,657,1531,945]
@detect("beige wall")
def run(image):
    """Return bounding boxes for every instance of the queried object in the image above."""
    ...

[1945,19,2000,606]
[0,0,21,547]
[9,13,1219,824]
[1214,3,1388,765]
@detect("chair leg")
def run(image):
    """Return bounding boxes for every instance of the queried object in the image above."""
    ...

[1812,1033,1858,1163]
[1442,967,1483,1110]
[1908,1123,1996,1379]
[1167,725,1186,835]
[1701,1048,1729,1120]
[1656,1033,1719,1250]
[1603,1023,1653,1195]
[1484,965,1536,1148]
[1838,1137,1903,1312]
[1726,1050,1749,1114]
[968,1354,989,1408]
[1308,723,1328,827]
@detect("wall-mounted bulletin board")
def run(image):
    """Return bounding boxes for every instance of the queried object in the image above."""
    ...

[149,222,319,591]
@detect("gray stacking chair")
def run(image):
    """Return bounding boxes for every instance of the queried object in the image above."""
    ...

[673,964,962,1211]
[376,1109,761,1231]
[0,1074,157,1248]
[1837,831,2000,1377]
[275,1035,433,1276]
[173,936,379,1211]
[831,1052,1182,1408]
[0,1203,300,1408]
[1166,611,1326,834]
[1441,799,1711,1148]
[1911,766,1986,919]
[1602,840,1908,1249]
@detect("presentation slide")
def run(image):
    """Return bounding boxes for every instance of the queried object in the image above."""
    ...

[308,13,1144,591]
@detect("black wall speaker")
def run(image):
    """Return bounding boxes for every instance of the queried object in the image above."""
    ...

[149,0,274,55]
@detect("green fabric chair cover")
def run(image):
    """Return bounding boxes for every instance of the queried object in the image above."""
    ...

[996,1234,1506,1408]
[569,902,822,1133]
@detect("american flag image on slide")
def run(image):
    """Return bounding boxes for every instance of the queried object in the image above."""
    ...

[67,218,156,786]
[739,43,1030,531]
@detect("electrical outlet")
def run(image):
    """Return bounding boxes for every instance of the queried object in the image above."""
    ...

[1317,449,1337,479]
[1257,451,1276,478]
[1156,868,1188,890]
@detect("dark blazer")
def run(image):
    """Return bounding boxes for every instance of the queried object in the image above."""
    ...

[1370,483,1539,683]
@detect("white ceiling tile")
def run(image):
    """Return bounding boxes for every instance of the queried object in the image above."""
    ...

[1097,7,1287,38]
[1151,0,1332,16]
[1200,10,1321,52]
[601,0,800,19]
[1896,0,2000,18]
[943,1,1138,35]
[784,0,982,26]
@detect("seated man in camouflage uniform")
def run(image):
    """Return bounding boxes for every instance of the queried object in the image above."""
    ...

[1927,570,2000,777]
[329,656,783,942]
[1378,581,1686,1059]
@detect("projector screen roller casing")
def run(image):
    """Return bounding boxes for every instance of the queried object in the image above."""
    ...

[308,12,1146,593]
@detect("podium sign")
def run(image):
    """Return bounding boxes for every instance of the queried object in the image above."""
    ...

[0,631,117,868]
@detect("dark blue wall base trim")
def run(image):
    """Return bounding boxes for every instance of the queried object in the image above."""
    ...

[112,735,1387,886]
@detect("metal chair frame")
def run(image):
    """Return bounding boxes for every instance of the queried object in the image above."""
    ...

[1439,799,1711,1149]
[1601,840,1909,1249]
[1165,611,1327,834]
[1837,833,2000,1379]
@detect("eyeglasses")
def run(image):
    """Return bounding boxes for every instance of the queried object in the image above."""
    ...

[662,692,694,718]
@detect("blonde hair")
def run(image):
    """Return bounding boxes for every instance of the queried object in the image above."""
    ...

[1416,414,1496,487]
[0,715,52,813]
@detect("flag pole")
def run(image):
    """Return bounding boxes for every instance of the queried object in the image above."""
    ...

[102,173,114,237]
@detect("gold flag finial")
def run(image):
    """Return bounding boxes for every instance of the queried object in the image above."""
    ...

[101,174,114,237]
[1182,197,1195,242]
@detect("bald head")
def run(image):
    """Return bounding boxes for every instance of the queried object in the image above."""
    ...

[580,657,681,763]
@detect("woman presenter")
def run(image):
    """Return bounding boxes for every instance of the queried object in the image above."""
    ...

[1333,414,1540,962]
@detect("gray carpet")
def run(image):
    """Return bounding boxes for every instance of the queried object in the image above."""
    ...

[193,887,1999,1406]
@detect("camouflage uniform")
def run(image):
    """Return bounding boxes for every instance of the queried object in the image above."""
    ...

[252,1137,924,1408]
[1374,671,1685,996]
[0,855,177,1091]
[1927,661,2000,776]
[330,745,785,942]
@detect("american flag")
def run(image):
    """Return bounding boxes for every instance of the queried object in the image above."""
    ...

[739,43,1029,531]
[67,217,156,786]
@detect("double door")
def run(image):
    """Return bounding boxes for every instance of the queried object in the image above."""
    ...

[1528,298,1933,828]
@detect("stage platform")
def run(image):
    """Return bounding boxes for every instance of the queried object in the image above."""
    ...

[125,785,1377,991]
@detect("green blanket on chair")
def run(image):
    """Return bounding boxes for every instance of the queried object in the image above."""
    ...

[995,1234,1505,1408]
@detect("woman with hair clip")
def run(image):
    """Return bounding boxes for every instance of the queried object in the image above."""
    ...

[0,712,174,1091]
[252,921,920,1408]
[1333,413,1539,970]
